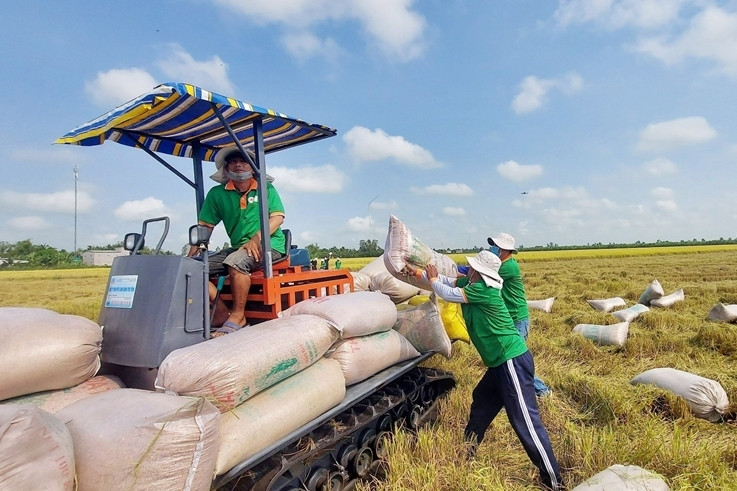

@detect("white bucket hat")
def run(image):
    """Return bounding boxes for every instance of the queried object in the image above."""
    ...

[487,232,517,253]
[466,250,503,288]
[210,146,274,184]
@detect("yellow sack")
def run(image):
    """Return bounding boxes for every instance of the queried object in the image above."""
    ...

[408,295,470,344]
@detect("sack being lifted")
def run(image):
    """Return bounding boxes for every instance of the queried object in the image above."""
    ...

[383,215,458,290]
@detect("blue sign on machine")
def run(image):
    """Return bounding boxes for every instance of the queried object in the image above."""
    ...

[105,275,139,308]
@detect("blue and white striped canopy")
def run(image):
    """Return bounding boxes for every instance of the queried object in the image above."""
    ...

[55,82,337,161]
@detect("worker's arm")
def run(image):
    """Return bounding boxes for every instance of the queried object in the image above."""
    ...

[419,264,467,304]
[242,214,285,261]
[186,221,215,257]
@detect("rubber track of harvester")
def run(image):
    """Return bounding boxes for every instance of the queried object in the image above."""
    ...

[217,367,455,491]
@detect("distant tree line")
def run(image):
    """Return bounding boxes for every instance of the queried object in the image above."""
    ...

[1,236,735,269]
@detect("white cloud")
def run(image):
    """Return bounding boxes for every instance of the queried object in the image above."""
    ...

[650,186,674,200]
[114,197,171,221]
[554,0,686,30]
[281,32,342,62]
[8,216,49,230]
[635,6,737,78]
[85,68,159,107]
[512,73,583,114]
[411,183,474,196]
[442,206,466,216]
[497,160,543,182]
[343,126,441,168]
[269,165,348,192]
[156,43,235,94]
[347,215,372,231]
[214,0,427,62]
[656,200,678,212]
[0,190,94,214]
[643,157,677,176]
[637,116,717,151]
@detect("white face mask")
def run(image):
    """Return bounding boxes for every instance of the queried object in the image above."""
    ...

[228,170,252,182]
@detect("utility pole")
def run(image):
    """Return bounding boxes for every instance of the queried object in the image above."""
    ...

[74,165,78,260]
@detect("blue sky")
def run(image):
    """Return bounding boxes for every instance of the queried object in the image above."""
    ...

[2,1,736,253]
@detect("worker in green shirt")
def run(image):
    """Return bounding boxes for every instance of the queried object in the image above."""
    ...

[409,251,563,490]
[489,233,551,397]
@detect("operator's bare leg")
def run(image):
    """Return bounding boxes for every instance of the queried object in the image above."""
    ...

[208,281,230,327]
[225,267,250,327]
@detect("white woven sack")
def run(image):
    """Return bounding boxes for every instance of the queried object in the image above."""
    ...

[0,405,76,491]
[2,375,125,413]
[571,464,669,491]
[393,296,452,359]
[155,314,339,411]
[638,279,664,306]
[527,297,555,313]
[0,307,102,401]
[573,322,629,346]
[383,215,458,290]
[215,358,345,475]
[650,289,684,308]
[611,303,649,322]
[708,303,737,323]
[586,297,626,313]
[56,389,219,491]
[630,368,730,422]
[370,271,425,304]
[359,255,389,277]
[280,291,397,338]
[351,271,372,292]
[326,330,420,385]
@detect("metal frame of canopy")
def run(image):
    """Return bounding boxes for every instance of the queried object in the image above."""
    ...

[56,82,337,278]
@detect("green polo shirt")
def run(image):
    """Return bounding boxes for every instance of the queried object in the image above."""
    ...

[199,181,286,253]
[456,276,528,368]
[498,257,530,322]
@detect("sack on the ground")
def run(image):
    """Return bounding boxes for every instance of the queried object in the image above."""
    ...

[573,322,629,346]
[383,215,458,290]
[708,303,737,323]
[527,297,555,313]
[156,314,339,411]
[408,295,470,343]
[630,368,729,422]
[1,375,125,413]
[611,303,649,322]
[0,307,102,401]
[215,358,345,475]
[56,389,219,491]
[571,464,669,491]
[0,404,76,491]
[370,271,425,304]
[586,297,626,312]
[393,295,452,358]
[280,291,397,338]
[650,289,684,308]
[351,271,372,292]
[326,330,420,385]
[638,279,664,305]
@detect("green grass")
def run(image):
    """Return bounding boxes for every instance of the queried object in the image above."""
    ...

[2,247,736,489]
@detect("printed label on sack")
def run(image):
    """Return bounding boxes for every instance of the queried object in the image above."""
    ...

[104,275,138,308]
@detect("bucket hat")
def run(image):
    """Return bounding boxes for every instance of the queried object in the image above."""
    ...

[487,232,518,253]
[466,250,503,287]
[210,146,273,184]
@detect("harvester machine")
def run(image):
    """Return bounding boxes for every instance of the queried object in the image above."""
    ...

[56,83,455,490]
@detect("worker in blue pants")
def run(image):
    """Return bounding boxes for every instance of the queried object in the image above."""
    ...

[409,251,563,490]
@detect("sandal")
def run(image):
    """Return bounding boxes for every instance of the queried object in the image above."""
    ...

[213,320,247,335]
